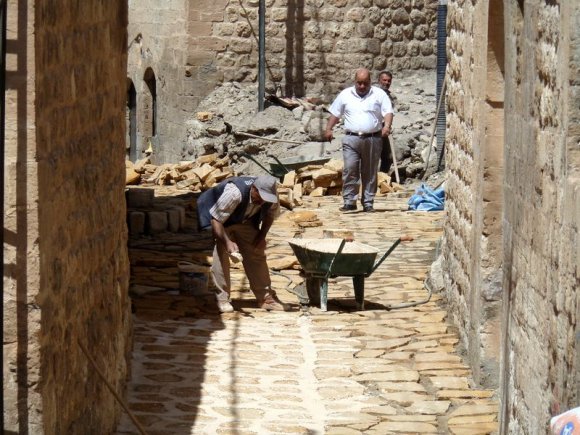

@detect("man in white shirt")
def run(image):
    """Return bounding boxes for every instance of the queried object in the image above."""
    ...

[324,68,394,212]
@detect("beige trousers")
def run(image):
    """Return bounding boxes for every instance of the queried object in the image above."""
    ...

[211,222,272,303]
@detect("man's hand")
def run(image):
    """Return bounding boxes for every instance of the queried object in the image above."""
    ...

[211,218,239,255]
[324,115,339,142]
[382,113,394,137]
[226,240,239,254]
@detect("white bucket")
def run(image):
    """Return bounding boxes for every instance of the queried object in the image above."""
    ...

[177,261,209,296]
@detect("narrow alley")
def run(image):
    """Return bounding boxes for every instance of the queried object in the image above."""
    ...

[116,190,498,435]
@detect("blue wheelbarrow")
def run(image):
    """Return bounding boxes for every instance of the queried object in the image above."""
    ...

[288,235,413,311]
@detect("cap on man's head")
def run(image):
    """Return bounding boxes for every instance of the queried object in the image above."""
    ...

[253,176,278,203]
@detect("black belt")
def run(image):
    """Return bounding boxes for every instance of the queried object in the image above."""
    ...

[345,131,381,138]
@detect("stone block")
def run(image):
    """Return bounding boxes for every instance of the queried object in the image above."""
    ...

[176,178,196,189]
[187,21,212,35]
[147,211,168,234]
[167,208,181,232]
[230,38,253,54]
[197,37,227,51]
[215,22,235,36]
[175,206,186,228]
[271,8,287,21]
[128,211,146,236]
[345,7,364,22]
[126,188,154,208]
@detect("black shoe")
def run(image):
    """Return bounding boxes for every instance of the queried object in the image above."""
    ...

[339,204,357,212]
[363,206,376,213]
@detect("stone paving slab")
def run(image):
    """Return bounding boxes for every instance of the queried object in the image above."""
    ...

[116,193,498,434]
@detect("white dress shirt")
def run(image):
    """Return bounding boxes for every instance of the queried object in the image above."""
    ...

[328,86,394,134]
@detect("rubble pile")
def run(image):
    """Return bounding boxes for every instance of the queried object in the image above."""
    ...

[126,153,235,191]
[275,159,402,210]
[124,70,440,237]
[181,69,441,182]
[126,154,402,212]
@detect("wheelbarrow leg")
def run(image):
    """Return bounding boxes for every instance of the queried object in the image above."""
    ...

[306,277,329,311]
[320,278,329,312]
[306,277,322,306]
[353,275,365,310]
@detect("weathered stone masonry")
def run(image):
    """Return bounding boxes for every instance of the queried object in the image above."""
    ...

[442,0,580,433]
[500,1,579,433]
[128,0,439,163]
[442,0,504,389]
[4,1,133,433]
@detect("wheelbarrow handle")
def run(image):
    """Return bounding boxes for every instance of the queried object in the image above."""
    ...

[367,234,414,276]
[240,151,276,177]
[324,238,347,280]
[267,154,292,175]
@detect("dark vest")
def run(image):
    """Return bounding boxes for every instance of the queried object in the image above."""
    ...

[197,177,271,231]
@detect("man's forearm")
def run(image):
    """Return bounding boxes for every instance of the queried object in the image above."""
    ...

[211,219,230,245]
[325,115,339,132]
[324,114,340,139]
[383,113,394,128]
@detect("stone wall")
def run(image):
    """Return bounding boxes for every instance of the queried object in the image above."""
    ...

[442,0,580,432]
[128,0,439,163]
[440,0,504,388]
[4,0,133,433]
[500,1,580,432]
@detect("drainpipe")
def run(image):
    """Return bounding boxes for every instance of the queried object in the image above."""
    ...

[436,0,447,171]
[258,0,265,111]
[1,0,6,430]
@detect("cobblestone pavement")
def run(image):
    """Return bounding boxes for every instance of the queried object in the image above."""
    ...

[116,193,498,435]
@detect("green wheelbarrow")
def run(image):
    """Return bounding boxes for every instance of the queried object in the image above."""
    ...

[241,152,331,179]
[288,235,414,311]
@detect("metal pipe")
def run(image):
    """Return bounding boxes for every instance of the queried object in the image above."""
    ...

[436,0,447,170]
[258,0,265,111]
[421,74,447,180]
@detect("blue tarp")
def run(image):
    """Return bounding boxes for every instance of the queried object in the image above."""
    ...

[408,183,445,211]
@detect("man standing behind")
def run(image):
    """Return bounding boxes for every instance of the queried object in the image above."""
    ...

[324,68,394,212]
[197,175,289,313]
[378,71,395,174]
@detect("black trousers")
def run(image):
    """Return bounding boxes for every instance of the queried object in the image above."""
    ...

[379,136,392,173]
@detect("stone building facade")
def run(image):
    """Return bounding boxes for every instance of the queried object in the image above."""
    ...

[442,0,580,433]
[4,1,132,433]
[127,0,439,163]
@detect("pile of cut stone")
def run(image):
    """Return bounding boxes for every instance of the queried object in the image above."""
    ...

[126,154,401,212]
[275,159,402,210]
[126,153,235,191]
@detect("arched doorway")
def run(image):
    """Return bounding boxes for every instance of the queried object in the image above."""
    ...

[143,67,157,140]
[126,79,137,161]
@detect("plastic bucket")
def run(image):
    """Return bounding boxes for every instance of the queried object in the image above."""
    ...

[177,261,209,296]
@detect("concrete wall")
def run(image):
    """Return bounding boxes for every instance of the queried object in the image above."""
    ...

[4,1,133,433]
[127,0,439,163]
[442,0,580,432]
